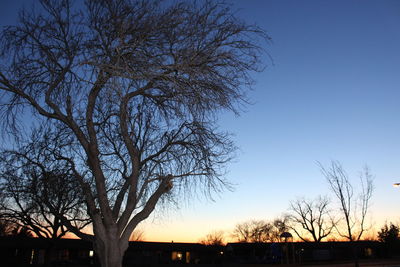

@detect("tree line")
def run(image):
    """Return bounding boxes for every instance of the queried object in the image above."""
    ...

[199,220,400,246]
[1,158,376,244]
[198,161,377,267]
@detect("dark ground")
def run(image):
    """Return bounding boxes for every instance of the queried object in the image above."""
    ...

[117,260,400,267]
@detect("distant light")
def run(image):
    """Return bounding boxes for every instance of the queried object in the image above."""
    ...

[394,183,400,187]
[89,250,94,257]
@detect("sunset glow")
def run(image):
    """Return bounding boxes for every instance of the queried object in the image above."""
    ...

[1,0,399,244]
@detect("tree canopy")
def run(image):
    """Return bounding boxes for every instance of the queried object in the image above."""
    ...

[0,1,268,266]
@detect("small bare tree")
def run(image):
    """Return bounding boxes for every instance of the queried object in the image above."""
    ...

[288,196,335,242]
[232,221,252,242]
[0,1,268,266]
[232,219,287,243]
[320,161,373,241]
[199,230,225,246]
[320,161,374,267]
[232,220,268,243]
[272,217,291,242]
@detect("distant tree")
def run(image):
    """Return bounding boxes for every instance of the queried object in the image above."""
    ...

[232,220,270,243]
[320,161,374,267]
[377,222,400,257]
[320,161,373,242]
[232,221,252,242]
[0,1,268,266]
[272,217,291,242]
[232,218,288,243]
[199,230,225,246]
[288,196,335,242]
[378,222,400,243]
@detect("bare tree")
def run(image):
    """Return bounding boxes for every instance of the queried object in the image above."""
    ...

[288,196,335,242]
[320,161,373,241]
[199,230,225,246]
[232,221,251,242]
[232,219,286,243]
[0,1,268,266]
[0,145,91,265]
[232,220,266,243]
[272,217,291,242]
[320,161,374,267]
[0,145,90,240]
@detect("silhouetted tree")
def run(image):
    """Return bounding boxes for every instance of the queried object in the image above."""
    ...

[232,218,288,243]
[0,147,90,240]
[272,217,291,242]
[378,222,400,243]
[377,222,400,257]
[0,1,267,266]
[199,230,225,246]
[288,196,335,242]
[0,146,91,266]
[233,220,270,243]
[320,161,374,267]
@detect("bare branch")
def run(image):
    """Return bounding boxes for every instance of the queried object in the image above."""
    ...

[288,196,335,242]
[0,1,268,266]
[319,161,374,243]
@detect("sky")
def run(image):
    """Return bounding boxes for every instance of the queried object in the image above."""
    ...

[1,0,400,243]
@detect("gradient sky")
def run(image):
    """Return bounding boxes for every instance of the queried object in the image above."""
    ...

[1,0,400,243]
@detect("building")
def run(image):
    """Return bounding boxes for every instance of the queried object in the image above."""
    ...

[0,236,398,266]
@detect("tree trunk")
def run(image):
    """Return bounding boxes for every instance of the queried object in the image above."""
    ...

[95,235,128,267]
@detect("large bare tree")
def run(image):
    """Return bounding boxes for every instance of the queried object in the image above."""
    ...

[0,1,268,266]
[288,196,335,242]
[320,161,374,267]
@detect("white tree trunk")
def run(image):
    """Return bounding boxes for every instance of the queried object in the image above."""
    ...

[94,225,129,267]
[95,238,126,267]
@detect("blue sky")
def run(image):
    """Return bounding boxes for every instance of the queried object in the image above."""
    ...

[1,0,400,242]
[143,0,400,242]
